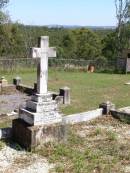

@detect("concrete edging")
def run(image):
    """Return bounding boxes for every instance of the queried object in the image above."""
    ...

[63,108,103,124]
[0,108,103,139]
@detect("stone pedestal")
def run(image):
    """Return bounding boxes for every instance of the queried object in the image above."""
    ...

[12,92,64,149]
[60,87,70,105]
[19,93,62,126]
[12,119,66,150]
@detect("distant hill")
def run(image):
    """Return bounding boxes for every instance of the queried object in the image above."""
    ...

[47,25,116,30]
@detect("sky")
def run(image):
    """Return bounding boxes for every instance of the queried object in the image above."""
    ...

[6,0,117,26]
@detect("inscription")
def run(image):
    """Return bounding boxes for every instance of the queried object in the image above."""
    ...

[35,112,62,125]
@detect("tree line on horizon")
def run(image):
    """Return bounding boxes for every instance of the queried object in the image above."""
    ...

[0,0,129,63]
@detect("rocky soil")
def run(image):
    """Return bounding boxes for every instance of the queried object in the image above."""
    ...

[0,145,54,173]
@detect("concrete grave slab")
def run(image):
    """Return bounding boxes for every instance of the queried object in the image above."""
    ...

[111,106,130,122]
[125,82,130,85]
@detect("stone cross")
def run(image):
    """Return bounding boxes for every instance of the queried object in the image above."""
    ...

[31,36,56,94]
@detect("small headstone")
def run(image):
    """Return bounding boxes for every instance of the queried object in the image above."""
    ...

[13,76,22,86]
[99,101,115,115]
[60,87,70,105]
[0,76,8,87]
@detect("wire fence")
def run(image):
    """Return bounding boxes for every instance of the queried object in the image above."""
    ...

[0,58,123,73]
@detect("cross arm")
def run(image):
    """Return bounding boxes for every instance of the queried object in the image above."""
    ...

[31,47,41,58]
[48,47,56,58]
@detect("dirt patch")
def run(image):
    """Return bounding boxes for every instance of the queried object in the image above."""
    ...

[0,92,30,114]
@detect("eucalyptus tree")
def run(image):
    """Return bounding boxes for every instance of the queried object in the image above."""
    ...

[115,0,130,56]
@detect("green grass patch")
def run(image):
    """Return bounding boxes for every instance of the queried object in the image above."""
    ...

[2,69,130,115]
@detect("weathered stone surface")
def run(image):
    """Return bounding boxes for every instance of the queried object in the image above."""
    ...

[13,36,63,149]
[31,36,56,94]
[118,107,130,113]
[55,96,64,104]
[0,128,12,139]
[60,87,70,105]
[12,119,67,150]
[19,108,62,126]
[18,42,62,125]
[32,93,53,102]
[111,106,130,123]
[19,92,62,126]
[111,110,130,122]
[99,101,115,115]
[13,76,22,86]
[26,100,58,113]
[63,108,103,124]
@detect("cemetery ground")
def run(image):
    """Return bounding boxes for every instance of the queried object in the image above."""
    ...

[1,69,130,172]
[2,69,130,115]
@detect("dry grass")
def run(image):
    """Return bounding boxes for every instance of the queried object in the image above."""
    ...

[34,116,130,173]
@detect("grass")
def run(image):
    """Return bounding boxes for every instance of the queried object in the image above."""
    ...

[33,116,130,173]
[2,69,130,115]
[1,69,130,172]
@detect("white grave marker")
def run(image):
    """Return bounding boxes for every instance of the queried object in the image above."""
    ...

[32,36,56,94]
[19,36,62,126]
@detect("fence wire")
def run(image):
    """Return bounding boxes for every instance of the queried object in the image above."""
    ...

[0,58,121,73]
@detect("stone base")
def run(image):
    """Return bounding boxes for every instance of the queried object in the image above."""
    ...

[19,108,62,126]
[26,99,57,112]
[12,119,67,150]
[19,92,62,126]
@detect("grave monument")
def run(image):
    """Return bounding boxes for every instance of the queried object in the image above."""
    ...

[12,36,65,149]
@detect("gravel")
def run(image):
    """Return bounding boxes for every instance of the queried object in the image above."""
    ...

[0,145,54,173]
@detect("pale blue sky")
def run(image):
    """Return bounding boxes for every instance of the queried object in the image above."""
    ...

[6,0,116,26]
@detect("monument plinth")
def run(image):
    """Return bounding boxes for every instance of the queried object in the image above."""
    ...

[12,36,65,150]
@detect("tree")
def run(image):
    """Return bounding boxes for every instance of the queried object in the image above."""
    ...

[115,0,130,56]
[102,32,118,60]
[61,31,77,59]
[73,28,102,60]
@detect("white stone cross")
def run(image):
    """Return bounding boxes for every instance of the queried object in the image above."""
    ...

[31,36,56,94]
